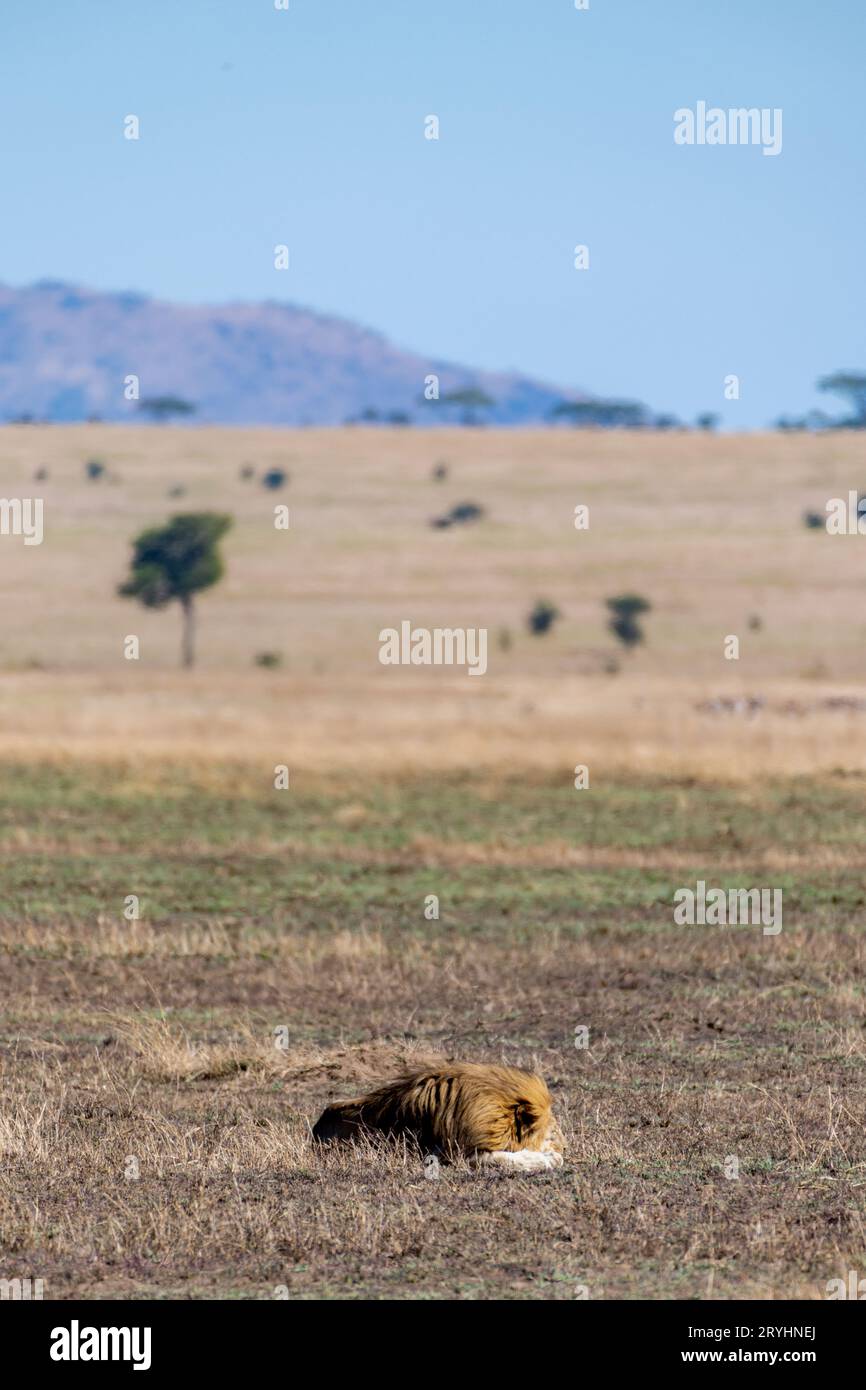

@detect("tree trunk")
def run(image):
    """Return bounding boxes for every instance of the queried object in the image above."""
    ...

[180,595,195,668]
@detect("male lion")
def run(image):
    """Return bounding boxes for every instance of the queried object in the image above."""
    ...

[312,1062,564,1172]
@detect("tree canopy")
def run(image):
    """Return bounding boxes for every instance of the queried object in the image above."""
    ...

[118,512,232,666]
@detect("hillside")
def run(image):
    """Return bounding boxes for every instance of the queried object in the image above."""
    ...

[0,280,594,427]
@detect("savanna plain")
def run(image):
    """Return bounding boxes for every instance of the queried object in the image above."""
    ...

[1,426,864,1299]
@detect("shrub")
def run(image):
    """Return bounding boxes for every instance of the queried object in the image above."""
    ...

[430,501,485,528]
[430,502,486,529]
[606,593,651,649]
[527,599,561,636]
[449,502,484,524]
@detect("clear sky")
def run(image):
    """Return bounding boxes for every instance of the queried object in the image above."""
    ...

[1,0,863,427]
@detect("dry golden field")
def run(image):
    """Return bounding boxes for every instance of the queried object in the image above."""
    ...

[1,427,865,1301]
[0,424,865,775]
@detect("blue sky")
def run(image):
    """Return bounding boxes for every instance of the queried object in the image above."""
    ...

[1,0,863,427]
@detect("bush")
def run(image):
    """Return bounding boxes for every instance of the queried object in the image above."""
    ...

[606,593,651,649]
[85,459,106,480]
[430,501,485,528]
[527,599,561,636]
[255,651,283,669]
[449,502,484,523]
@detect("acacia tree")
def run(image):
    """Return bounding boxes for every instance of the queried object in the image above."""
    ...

[551,399,648,428]
[118,513,232,667]
[695,412,720,432]
[441,387,496,425]
[138,396,196,422]
[817,372,866,427]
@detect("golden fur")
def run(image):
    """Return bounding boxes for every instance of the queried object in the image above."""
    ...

[312,1062,564,1168]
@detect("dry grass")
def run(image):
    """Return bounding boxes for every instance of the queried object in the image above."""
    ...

[2,826,865,1299]
[1,427,865,1299]
[1,426,866,778]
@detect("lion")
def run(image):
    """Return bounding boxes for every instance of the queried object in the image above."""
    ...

[312,1061,565,1172]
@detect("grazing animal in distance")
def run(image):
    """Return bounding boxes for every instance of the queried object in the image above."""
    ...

[312,1061,565,1172]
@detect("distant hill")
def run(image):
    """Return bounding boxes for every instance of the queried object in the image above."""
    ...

[0,280,607,427]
